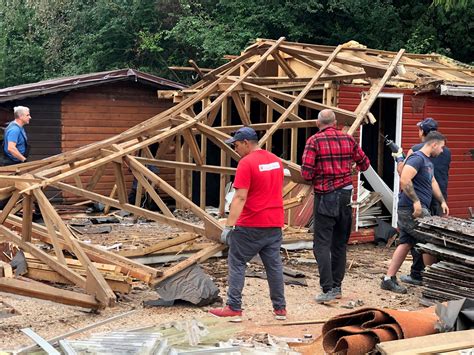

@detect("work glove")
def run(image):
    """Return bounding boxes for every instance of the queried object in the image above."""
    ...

[391,148,404,162]
[220,226,233,245]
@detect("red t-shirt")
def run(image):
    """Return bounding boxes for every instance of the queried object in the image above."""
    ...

[234,149,284,227]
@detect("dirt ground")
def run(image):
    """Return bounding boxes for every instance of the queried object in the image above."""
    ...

[0,218,424,351]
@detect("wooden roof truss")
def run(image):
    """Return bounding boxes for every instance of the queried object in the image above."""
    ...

[0,38,408,308]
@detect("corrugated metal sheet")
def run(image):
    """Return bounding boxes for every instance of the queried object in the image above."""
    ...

[0,68,186,103]
[339,85,474,218]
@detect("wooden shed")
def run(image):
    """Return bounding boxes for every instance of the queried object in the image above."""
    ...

[0,69,185,201]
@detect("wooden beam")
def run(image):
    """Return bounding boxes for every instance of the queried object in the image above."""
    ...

[273,51,297,78]
[32,189,116,307]
[241,82,357,122]
[194,123,241,162]
[231,92,252,126]
[182,128,204,165]
[126,157,223,240]
[0,277,100,309]
[347,49,405,136]
[21,194,33,242]
[129,165,174,218]
[258,45,343,147]
[112,162,128,205]
[52,181,207,236]
[251,92,303,121]
[103,185,117,215]
[153,244,225,285]
[219,98,230,217]
[244,72,368,84]
[135,157,236,175]
[0,191,21,224]
[188,59,205,79]
[117,233,200,258]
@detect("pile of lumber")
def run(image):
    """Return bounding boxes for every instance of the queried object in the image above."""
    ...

[415,216,474,302]
[24,252,133,294]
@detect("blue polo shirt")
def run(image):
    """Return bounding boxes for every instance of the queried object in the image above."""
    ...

[398,151,434,209]
[412,142,451,199]
[3,121,27,162]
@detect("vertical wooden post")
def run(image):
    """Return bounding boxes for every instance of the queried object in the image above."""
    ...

[244,93,251,119]
[200,98,210,209]
[22,194,33,242]
[175,135,183,209]
[219,98,230,217]
[265,103,273,151]
[288,93,299,227]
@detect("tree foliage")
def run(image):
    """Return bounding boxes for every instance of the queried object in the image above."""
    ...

[0,0,472,88]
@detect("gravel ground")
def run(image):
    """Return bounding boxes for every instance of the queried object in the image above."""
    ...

[0,220,424,351]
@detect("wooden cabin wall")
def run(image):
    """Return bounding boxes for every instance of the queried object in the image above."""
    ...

[339,85,474,218]
[61,82,175,203]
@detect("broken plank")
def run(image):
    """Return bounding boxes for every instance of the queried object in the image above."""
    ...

[376,329,474,355]
[0,277,100,309]
[117,233,200,257]
[5,214,159,283]
[26,267,131,294]
[153,244,225,285]
[0,261,13,278]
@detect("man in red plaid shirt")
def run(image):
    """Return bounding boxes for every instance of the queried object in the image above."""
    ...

[301,109,370,303]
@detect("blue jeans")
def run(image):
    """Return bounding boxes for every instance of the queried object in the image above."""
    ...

[227,226,286,311]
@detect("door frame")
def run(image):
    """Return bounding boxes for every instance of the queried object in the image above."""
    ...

[355,92,403,229]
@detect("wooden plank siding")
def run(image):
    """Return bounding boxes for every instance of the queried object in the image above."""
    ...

[0,96,63,161]
[61,82,175,202]
[338,85,474,218]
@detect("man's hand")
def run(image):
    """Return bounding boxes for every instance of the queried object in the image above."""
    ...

[413,200,422,218]
[351,163,357,174]
[441,202,449,216]
[391,148,404,161]
[220,226,233,245]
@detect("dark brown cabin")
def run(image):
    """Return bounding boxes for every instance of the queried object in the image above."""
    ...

[0,69,185,202]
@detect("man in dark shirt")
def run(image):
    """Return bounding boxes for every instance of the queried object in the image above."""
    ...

[301,109,370,303]
[396,118,451,286]
[381,131,449,294]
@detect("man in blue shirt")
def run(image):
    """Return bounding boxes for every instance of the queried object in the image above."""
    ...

[2,106,31,164]
[395,118,451,286]
[381,131,449,294]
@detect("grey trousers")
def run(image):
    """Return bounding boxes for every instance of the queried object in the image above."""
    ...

[226,226,286,311]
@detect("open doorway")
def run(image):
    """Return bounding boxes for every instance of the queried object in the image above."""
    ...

[358,93,403,228]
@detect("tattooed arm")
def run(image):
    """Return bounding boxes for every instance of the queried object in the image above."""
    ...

[400,164,422,217]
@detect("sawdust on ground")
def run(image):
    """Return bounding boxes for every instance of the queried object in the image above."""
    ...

[0,220,424,351]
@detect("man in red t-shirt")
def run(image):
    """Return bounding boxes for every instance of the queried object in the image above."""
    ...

[209,127,287,321]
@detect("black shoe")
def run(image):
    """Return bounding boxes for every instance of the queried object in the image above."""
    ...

[381,276,407,294]
[400,274,422,286]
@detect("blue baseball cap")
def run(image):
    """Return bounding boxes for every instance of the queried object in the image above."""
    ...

[225,127,258,144]
[417,117,438,134]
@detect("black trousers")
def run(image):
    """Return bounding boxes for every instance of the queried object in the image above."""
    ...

[313,189,352,293]
[410,198,444,280]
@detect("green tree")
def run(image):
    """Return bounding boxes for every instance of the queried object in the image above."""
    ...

[0,0,45,87]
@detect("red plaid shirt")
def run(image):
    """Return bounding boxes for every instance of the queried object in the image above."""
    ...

[301,127,370,193]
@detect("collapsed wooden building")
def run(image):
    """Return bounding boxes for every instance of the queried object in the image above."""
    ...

[0,38,473,308]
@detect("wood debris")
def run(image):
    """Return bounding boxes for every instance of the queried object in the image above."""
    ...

[0,38,407,307]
